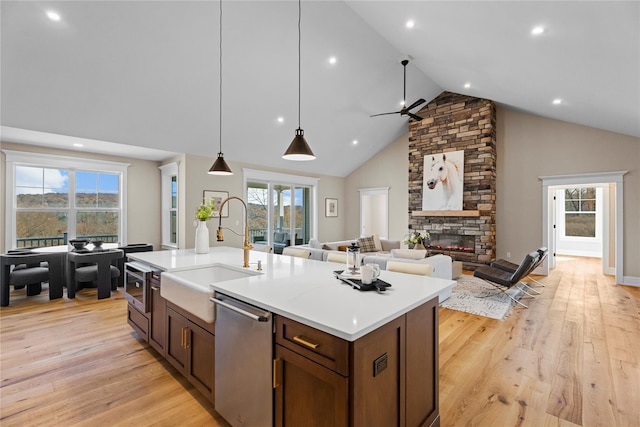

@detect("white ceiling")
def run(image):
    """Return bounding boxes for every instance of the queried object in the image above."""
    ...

[1,1,638,177]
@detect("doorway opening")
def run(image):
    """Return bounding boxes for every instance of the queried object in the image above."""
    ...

[540,171,626,284]
[359,187,389,238]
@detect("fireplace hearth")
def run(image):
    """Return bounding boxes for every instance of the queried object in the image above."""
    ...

[426,234,475,254]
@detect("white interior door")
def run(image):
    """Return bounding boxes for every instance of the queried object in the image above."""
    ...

[359,187,389,238]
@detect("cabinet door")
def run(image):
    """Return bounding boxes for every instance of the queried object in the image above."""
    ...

[166,307,189,375]
[405,297,439,427]
[186,322,215,404]
[274,345,348,427]
[149,282,166,355]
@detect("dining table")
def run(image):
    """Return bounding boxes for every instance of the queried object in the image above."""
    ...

[32,243,121,300]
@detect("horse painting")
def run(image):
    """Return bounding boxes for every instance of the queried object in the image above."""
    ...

[422,151,464,210]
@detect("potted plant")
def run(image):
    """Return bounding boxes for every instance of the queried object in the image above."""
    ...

[402,230,430,250]
[194,198,217,253]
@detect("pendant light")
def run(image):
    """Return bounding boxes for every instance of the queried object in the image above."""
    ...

[209,0,233,175]
[283,0,315,161]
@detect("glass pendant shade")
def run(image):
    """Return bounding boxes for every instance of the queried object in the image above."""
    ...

[208,152,233,175]
[283,128,315,161]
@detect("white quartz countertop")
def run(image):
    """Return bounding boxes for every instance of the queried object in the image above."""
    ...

[128,247,455,341]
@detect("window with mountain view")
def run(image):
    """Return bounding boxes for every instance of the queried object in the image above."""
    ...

[15,166,121,247]
[245,170,316,254]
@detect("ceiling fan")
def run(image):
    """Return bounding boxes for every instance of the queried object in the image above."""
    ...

[370,59,425,121]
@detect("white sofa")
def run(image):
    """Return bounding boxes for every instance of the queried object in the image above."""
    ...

[291,237,400,262]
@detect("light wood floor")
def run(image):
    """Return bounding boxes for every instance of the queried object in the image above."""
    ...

[1,257,638,426]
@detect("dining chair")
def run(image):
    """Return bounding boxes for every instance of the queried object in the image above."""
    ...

[282,247,311,259]
[386,260,432,276]
[1,252,64,306]
[67,249,124,300]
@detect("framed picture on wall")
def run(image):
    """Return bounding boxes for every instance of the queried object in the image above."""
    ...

[325,198,338,217]
[203,190,229,218]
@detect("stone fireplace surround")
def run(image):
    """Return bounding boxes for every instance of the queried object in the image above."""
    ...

[408,92,496,270]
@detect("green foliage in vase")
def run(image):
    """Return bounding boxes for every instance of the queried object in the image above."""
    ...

[195,198,217,221]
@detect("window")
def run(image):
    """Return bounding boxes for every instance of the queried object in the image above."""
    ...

[4,150,128,249]
[244,169,318,254]
[160,162,179,248]
[564,187,596,237]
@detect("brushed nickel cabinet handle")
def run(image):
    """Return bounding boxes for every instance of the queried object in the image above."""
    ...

[293,335,319,349]
[151,286,160,291]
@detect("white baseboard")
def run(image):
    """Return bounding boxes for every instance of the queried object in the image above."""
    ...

[621,276,640,287]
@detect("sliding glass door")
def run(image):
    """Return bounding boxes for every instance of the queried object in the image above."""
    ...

[246,172,315,254]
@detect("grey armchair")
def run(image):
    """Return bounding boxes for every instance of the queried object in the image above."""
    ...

[67,249,124,300]
[1,252,64,306]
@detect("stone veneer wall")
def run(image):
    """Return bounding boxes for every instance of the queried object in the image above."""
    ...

[408,92,496,268]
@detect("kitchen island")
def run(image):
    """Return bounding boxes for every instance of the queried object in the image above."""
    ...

[127,247,455,427]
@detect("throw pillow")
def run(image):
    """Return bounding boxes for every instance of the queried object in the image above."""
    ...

[372,234,383,251]
[322,243,332,250]
[391,249,427,260]
[357,236,378,253]
[337,245,349,252]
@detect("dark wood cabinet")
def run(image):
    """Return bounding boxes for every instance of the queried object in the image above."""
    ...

[166,304,215,404]
[274,297,439,427]
[274,345,349,427]
[148,273,166,355]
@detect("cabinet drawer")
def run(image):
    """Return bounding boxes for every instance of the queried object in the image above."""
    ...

[275,316,349,376]
[127,303,149,341]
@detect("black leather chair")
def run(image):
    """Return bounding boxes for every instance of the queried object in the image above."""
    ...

[473,251,540,309]
[1,252,64,306]
[67,249,124,300]
[114,244,154,287]
[491,247,548,289]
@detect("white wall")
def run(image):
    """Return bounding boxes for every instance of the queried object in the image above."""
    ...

[345,132,409,241]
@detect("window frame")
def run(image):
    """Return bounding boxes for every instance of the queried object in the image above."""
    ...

[3,150,129,250]
[159,162,179,249]
[243,168,318,249]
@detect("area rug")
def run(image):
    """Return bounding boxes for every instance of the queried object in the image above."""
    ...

[439,275,524,320]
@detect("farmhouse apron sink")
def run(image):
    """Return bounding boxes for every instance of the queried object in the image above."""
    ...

[161,264,261,322]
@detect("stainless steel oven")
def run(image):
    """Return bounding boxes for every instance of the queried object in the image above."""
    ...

[124,261,158,313]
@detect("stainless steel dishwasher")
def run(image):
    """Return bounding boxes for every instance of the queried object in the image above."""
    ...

[211,293,273,427]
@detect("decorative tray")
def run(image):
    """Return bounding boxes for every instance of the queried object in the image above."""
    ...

[333,270,392,293]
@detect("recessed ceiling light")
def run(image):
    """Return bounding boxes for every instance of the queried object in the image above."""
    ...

[552,98,562,105]
[406,20,415,29]
[46,10,61,21]
[277,117,284,123]
[531,26,545,35]
[73,143,84,147]
[464,82,471,89]
[328,56,337,65]
[352,140,358,145]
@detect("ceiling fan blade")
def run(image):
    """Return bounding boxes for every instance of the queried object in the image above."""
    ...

[406,98,426,111]
[408,112,423,121]
[370,111,401,117]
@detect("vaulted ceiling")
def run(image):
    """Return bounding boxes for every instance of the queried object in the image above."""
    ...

[2,1,638,177]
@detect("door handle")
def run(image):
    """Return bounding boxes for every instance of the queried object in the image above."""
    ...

[210,297,270,322]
